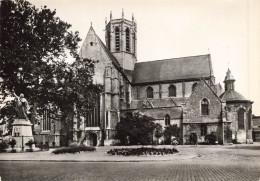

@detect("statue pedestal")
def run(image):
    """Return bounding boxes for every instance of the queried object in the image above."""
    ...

[12,119,34,151]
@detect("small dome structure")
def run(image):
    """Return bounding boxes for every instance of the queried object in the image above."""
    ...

[220,69,252,103]
[220,90,248,102]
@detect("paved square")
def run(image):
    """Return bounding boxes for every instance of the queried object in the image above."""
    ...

[0,144,260,181]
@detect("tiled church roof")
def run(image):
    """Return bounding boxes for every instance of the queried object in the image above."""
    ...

[132,54,213,84]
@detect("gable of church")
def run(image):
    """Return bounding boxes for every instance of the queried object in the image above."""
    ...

[79,26,121,85]
[183,79,223,123]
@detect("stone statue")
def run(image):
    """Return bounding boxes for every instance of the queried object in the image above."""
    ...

[13,91,30,120]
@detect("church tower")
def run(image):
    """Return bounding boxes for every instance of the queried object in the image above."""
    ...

[105,10,137,71]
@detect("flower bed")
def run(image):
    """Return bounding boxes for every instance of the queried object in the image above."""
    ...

[107,147,178,156]
[52,145,96,154]
[0,142,9,152]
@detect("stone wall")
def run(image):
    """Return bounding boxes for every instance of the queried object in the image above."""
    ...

[225,102,253,143]
[183,80,222,124]
[131,81,200,100]
[183,123,222,144]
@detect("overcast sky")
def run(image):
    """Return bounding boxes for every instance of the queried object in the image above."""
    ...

[30,0,260,115]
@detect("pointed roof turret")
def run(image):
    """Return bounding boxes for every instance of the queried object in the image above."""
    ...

[224,68,235,82]
[220,69,252,103]
[223,68,235,91]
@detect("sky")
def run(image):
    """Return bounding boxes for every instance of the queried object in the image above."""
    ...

[29,0,260,115]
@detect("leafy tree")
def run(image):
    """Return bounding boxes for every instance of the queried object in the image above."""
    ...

[116,112,155,145]
[1,0,80,94]
[0,102,16,135]
[0,0,102,138]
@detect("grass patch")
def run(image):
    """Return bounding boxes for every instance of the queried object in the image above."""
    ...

[52,145,96,154]
[107,147,178,156]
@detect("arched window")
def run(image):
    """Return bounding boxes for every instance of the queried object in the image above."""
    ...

[42,109,51,131]
[107,30,110,51]
[248,108,252,129]
[125,28,130,52]
[238,108,245,129]
[133,33,136,54]
[201,98,209,115]
[165,114,170,126]
[192,83,197,92]
[115,27,120,51]
[168,85,176,97]
[106,111,109,128]
[146,86,153,98]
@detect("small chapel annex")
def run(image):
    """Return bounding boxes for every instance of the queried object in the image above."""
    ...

[77,12,253,146]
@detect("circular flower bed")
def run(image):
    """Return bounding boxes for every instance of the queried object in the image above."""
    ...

[107,147,178,156]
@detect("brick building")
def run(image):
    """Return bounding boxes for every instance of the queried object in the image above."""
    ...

[77,12,253,146]
[252,115,260,142]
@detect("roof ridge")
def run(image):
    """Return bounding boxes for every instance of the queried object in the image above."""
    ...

[136,54,210,64]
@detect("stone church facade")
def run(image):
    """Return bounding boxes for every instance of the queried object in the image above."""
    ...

[77,12,253,146]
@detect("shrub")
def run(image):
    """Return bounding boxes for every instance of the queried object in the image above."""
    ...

[0,141,9,152]
[205,133,217,145]
[8,138,16,150]
[25,139,36,148]
[164,125,180,145]
[52,145,96,154]
[107,147,178,156]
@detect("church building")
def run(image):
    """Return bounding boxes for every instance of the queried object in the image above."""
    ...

[77,11,253,146]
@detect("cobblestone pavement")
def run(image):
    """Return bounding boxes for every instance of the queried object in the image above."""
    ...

[0,144,260,181]
[0,160,259,181]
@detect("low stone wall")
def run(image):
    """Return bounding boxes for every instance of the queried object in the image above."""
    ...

[33,134,64,147]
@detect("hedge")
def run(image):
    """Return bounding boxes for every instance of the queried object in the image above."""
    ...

[0,142,9,152]
[52,145,96,154]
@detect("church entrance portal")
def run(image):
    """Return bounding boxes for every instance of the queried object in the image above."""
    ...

[89,133,98,146]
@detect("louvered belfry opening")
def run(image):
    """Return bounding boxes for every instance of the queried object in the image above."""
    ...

[126,28,130,52]
[115,27,120,51]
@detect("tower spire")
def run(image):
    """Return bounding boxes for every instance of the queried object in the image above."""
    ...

[132,13,134,21]
[122,8,124,19]
[105,17,107,25]
[110,11,112,20]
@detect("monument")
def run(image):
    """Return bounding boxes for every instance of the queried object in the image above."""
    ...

[11,91,34,151]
